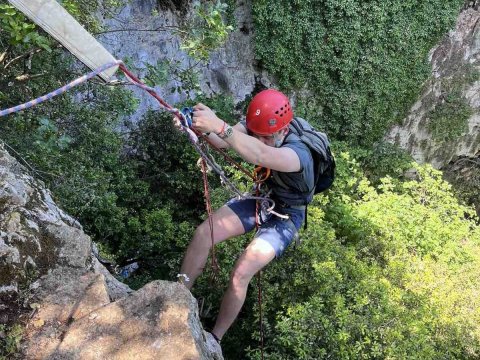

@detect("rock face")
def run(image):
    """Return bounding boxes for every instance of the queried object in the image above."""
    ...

[0,144,222,360]
[386,7,480,169]
[98,0,272,122]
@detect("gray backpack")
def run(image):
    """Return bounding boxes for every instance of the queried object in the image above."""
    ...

[285,117,335,196]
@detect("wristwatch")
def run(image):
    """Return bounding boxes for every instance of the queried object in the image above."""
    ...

[218,123,234,139]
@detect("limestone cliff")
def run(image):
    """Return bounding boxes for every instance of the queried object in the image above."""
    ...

[386,6,479,168]
[385,4,479,212]
[98,0,271,122]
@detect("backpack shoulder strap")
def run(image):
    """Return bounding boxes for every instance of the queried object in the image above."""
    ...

[272,170,289,189]
[290,117,304,136]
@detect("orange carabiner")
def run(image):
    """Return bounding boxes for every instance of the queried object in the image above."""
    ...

[253,166,271,183]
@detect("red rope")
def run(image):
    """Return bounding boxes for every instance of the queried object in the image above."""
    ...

[119,64,177,113]
[254,170,266,360]
[201,157,219,281]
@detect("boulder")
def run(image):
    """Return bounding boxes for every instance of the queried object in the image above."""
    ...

[50,281,212,360]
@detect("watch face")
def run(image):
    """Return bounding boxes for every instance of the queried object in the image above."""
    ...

[225,126,234,137]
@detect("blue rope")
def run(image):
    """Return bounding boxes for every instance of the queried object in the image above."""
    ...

[0,61,122,117]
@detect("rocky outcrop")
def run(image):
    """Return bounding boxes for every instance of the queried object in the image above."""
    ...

[0,142,127,322]
[0,144,222,359]
[24,279,215,360]
[386,7,480,169]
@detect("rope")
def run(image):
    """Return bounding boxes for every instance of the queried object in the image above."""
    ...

[200,156,219,281]
[254,170,266,360]
[0,61,122,117]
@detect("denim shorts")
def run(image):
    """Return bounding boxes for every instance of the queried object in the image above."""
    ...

[226,198,305,258]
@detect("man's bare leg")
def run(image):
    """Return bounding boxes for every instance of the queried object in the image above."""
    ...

[180,205,245,290]
[212,238,276,340]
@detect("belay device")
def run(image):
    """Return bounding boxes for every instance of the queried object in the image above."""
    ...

[180,107,194,127]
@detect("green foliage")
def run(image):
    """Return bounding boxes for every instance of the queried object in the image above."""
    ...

[222,0,237,28]
[239,155,480,360]
[426,91,472,142]
[178,1,234,61]
[127,110,206,221]
[252,0,464,146]
[335,141,413,186]
[0,324,23,359]
[120,209,194,284]
[0,4,51,49]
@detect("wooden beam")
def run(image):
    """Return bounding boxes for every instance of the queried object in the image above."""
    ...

[8,0,118,82]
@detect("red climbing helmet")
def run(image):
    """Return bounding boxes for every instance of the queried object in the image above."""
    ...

[246,89,293,135]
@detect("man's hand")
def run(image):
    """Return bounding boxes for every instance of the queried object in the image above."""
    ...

[172,112,199,143]
[192,103,224,134]
[172,114,183,130]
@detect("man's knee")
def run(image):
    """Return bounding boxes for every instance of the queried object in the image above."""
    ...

[230,267,252,290]
[230,241,274,289]
[192,222,214,249]
[248,238,276,256]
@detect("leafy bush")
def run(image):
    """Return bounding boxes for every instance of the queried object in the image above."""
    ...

[253,0,464,146]
[178,1,234,61]
[0,4,50,49]
[239,154,480,359]
[426,90,472,142]
[0,324,23,360]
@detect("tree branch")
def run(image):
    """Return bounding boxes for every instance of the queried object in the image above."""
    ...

[94,25,181,36]
[0,48,9,64]
[3,48,43,70]
[14,72,46,82]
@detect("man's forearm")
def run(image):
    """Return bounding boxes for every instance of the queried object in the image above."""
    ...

[222,127,265,165]
[204,132,230,149]
[203,122,248,149]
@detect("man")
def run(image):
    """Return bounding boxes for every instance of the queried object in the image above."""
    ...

[178,89,315,343]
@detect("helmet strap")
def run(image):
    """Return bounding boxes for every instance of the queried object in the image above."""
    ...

[273,129,287,148]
